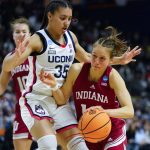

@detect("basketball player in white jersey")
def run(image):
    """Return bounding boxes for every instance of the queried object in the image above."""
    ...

[3,1,141,150]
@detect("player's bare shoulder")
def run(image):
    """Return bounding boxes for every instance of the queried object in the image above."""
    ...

[109,68,124,89]
[29,33,43,52]
[109,68,118,81]
[110,68,121,79]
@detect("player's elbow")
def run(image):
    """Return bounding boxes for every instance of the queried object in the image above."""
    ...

[127,107,134,118]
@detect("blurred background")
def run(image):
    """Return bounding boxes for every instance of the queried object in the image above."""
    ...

[0,0,150,149]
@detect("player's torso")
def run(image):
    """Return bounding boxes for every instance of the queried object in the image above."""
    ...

[11,59,29,100]
[73,63,126,148]
[73,63,119,120]
[24,29,75,99]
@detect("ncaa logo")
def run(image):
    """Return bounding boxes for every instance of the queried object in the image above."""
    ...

[48,40,53,45]
[102,75,108,82]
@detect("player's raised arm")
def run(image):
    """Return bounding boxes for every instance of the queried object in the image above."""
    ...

[3,34,42,72]
[71,31,141,65]
[70,31,91,62]
[111,46,142,65]
[0,67,11,96]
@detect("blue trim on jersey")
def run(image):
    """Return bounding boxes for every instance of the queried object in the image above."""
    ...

[30,32,47,56]
[44,28,68,46]
[67,31,76,52]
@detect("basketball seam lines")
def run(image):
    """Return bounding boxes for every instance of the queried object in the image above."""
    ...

[83,119,111,134]
[70,137,86,149]
[81,112,106,131]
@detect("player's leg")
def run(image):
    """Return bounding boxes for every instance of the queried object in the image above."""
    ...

[104,126,127,150]
[56,133,67,150]
[19,97,57,150]
[30,119,57,150]
[53,104,89,150]
[57,127,89,150]
[13,139,32,150]
[13,104,33,150]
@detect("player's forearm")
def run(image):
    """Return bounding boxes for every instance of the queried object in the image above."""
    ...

[52,89,67,105]
[76,51,91,63]
[0,73,10,95]
[104,106,134,119]
[110,56,124,65]
[3,53,25,72]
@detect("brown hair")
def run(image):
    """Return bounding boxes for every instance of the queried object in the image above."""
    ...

[93,26,128,58]
[10,17,30,32]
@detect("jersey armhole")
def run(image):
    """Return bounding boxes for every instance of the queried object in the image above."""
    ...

[67,31,76,53]
[30,32,47,56]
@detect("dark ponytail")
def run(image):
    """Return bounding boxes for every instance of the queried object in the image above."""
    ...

[40,0,72,29]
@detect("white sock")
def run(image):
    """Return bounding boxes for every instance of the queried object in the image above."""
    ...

[67,136,89,150]
[37,134,57,150]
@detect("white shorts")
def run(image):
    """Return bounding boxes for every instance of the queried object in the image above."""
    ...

[19,97,77,132]
[19,96,57,130]
[52,104,78,133]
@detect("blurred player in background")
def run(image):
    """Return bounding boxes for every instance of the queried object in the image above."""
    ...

[0,17,33,150]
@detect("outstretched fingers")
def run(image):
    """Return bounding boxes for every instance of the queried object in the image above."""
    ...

[15,36,30,57]
[122,45,142,64]
[132,46,142,56]
[130,46,142,62]
[21,36,30,53]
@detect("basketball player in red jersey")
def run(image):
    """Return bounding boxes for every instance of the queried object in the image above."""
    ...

[40,26,135,150]
[0,18,33,150]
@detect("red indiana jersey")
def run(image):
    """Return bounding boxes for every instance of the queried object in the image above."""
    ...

[73,63,126,149]
[11,59,29,101]
[73,62,119,120]
[10,59,32,139]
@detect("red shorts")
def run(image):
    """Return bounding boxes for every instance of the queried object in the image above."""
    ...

[13,103,32,140]
[86,124,127,150]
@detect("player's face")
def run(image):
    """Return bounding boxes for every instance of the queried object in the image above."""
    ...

[48,7,72,36]
[91,45,112,71]
[13,23,30,47]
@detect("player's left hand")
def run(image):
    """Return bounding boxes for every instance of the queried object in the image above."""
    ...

[86,106,104,112]
[120,46,142,65]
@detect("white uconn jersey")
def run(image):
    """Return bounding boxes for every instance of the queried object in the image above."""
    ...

[23,29,75,101]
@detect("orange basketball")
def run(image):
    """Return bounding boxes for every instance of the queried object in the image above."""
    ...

[78,108,111,143]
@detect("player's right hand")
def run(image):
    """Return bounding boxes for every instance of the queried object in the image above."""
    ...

[15,35,30,57]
